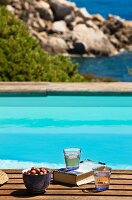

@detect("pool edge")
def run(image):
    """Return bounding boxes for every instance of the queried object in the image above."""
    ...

[1,82,132,95]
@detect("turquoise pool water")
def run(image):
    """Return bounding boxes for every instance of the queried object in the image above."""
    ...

[0,94,132,169]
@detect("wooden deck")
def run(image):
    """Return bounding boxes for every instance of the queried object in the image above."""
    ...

[0,170,132,200]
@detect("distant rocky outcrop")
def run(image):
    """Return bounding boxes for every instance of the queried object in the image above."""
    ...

[5,0,132,57]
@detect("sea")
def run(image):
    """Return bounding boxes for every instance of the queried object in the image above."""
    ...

[71,0,132,20]
[70,0,132,81]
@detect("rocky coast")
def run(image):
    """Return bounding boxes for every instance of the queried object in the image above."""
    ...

[6,0,132,57]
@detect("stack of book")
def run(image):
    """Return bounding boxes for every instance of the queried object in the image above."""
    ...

[53,160,105,186]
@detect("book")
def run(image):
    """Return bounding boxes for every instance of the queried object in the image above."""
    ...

[53,160,105,186]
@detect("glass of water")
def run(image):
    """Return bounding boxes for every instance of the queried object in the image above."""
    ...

[93,167,111,191]
[63,147,81,170]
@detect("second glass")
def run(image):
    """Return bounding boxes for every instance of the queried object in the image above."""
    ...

[63,148,81,170]
[93,167,111,191]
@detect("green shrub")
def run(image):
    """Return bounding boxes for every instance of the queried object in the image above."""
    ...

[0,7,85,82]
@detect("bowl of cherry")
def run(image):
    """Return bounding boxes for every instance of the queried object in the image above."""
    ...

[22,167,51,194]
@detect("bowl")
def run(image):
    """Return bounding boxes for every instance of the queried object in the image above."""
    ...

[22,168,51,194]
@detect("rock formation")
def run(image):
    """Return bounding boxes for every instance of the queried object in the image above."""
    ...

[5,0,132,57]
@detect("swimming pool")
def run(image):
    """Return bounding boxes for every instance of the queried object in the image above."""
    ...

[0,93,132,169]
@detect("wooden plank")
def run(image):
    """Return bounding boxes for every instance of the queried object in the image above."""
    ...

[112,170,132,174]
[2,170,22,174]
[7,174,22,179]
[25,173,132,179]
[0,188,132,196]
[1,196,132,200]
[7,178,132,185]
[111,174,132,179]
[6,180,132,186]
[2,169,132,176]
[7,179,23,184]
[110,179,132,184]
[1,183,132,190]
[5,172,132,180]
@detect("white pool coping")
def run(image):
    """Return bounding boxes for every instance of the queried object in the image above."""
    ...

[0,82,132,92]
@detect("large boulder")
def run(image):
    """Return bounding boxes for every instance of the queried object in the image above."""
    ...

[39,36,68,54]
[69,16,85,29]
[92,14,105,23]
[35,1,50,10]
[35,1,54,21]
[6,5,15,14]
[124,21,132,28]
[102,14,124,34]
[109,36,122,49]
[92,14,105,27]
[52,20,68,33]
[86,20,98,30]
[49,0,76,20]
[115,27,132,45]
[64,11,75,26]
[72,24,117,56]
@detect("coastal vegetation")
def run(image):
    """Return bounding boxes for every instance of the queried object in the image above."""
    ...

[0,7,84,82]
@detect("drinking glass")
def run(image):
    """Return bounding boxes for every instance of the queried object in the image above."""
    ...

[63,148,81,170]
[93,167,111,191]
